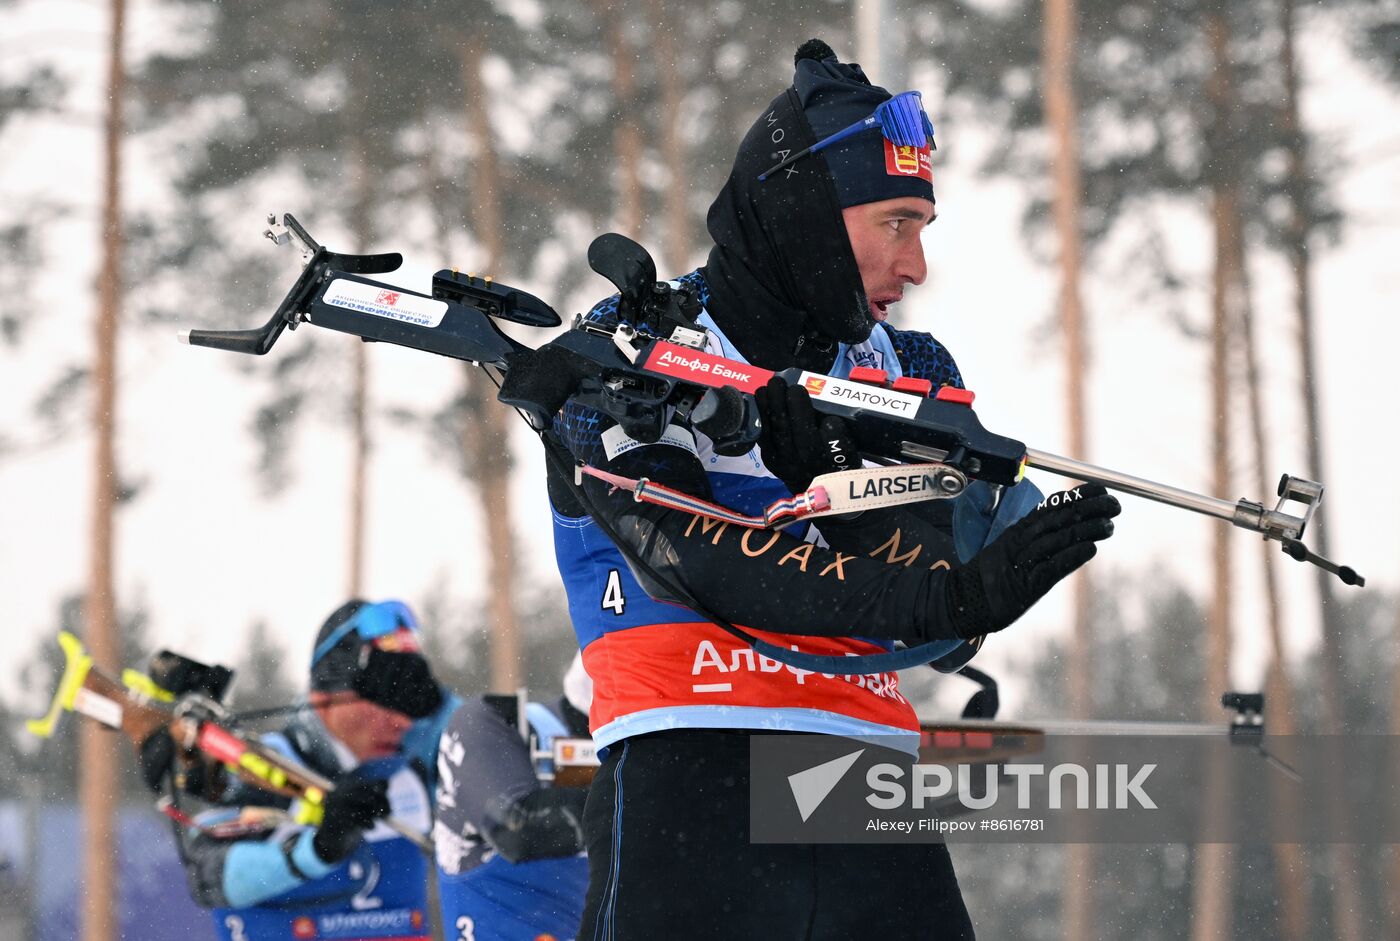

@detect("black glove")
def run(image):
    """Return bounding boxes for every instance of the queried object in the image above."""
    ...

[138,728,176,794]
[138,728,221,798]
[754,376,858,493]
[312,775,391,864]
[943,484,1121,640]
[352,649,444,719]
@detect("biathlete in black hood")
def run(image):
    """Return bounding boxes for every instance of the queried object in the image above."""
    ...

[547,39,1120,939]
[704,38,937,370]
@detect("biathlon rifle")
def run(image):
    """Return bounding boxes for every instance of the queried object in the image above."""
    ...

[26,631,432,852]
[921,673,1299,778]
[179,214,1363,586]
[538,681,1298,789]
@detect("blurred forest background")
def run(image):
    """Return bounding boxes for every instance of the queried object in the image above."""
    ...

[1,0,1398,938]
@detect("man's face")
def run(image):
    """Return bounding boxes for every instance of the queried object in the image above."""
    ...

[841,196,935,323]
[311,691,413,762]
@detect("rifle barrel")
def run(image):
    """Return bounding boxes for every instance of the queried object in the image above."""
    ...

[1025,448,1242,525]
[948,718,1235,737]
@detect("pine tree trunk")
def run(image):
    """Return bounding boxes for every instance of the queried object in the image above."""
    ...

[644,0,691,270]
[1190,11,1236,939]
[1391,592,1400,939]
[1229,178,1309,941]
[461,38,522,692]
[347,342,368,596]
[346,130,374,598]
[81,2,125,939]
[601,0,643,236]
[854,0,885,89]
[1277,2,1365,935]
[1190,182,1235,941]
[1042,0,1096,934]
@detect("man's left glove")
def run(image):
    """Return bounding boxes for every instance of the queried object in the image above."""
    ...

[138,728,176,794]
[312,775,391,864]
[754,376,858,493]
[352,649,444,719]
[138,728,218,797]
[942,484,1121,640]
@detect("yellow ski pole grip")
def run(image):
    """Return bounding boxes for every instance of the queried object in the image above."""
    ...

[26,632,93,739]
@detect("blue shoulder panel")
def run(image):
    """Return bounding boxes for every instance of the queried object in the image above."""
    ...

[878,323,965,389]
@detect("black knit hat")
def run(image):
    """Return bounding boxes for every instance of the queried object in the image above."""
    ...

[310,598,430,696]
[791,39,935,208]
[309,599,369,692]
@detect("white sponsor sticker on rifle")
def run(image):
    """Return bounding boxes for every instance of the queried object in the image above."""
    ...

[797,372,923,418]
[553,738,599,767]
[323,279,449,328]
[601,423,698,461]
[73,688,123,729]
[810,464,962,514]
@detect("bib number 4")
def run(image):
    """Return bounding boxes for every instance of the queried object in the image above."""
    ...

[601,569,627,615]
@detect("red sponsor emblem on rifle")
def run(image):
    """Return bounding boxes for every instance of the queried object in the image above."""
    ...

[375,290,401,306]
[641,341,773,394]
